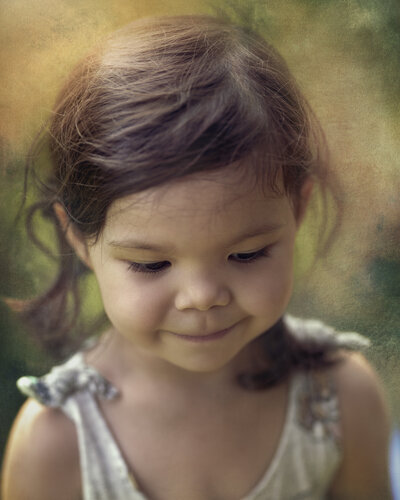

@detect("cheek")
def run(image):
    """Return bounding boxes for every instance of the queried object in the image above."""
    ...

[242,257,294,314]
[94,268,170,330]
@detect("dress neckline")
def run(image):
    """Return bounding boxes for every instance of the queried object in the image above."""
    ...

[240,373,298,499]
[75,351,300,499]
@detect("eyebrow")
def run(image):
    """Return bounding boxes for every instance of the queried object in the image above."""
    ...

[108,239,174,252]
[107,223,284,252]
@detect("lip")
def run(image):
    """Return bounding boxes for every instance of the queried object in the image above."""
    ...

[167,325,234,343]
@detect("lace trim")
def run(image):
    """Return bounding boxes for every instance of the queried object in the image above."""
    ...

[297,370,341,445]
[285,315,371,351]
[17,353,118,407]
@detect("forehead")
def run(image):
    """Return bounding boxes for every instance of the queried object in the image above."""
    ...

[101,170,294,247]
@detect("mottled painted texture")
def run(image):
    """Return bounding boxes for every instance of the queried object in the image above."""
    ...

[0,0,399,458]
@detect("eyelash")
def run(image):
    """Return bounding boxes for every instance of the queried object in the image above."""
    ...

[127,261,171,274]
[229,247,271,263]
[127,247,271,275]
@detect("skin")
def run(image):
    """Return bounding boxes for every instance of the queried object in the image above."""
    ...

[78,172,301,379]
[1,171,391,499]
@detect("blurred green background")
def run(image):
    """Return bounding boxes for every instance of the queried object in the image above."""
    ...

[1,0,399,463]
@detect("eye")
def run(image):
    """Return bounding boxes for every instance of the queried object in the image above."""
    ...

[127,261,171,274]
[229,247,271,263]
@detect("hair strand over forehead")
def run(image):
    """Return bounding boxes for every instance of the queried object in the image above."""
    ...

[48,14,327,238]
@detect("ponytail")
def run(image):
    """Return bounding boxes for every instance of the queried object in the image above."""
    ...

[6,197,92,359]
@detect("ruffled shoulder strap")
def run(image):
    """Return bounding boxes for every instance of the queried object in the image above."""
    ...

[284,315,371,351]
[17,353,140,499]
[17,352,119,408]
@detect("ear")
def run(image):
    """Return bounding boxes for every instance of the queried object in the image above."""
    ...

[295,178,314,227]
[53,203,93,269]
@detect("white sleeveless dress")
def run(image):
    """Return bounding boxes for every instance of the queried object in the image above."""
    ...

[17,316,369,500]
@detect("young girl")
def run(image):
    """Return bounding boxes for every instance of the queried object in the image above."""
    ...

[1,15,391,500]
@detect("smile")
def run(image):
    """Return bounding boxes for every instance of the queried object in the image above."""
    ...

[167,325,235,343]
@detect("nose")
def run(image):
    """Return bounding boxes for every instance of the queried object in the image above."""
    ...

[174,270,231,311]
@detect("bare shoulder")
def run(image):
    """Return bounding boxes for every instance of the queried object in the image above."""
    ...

[1,398,81,500]
[328,351,391,500]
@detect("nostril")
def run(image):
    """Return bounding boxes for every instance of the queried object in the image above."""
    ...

[174,283,231,311]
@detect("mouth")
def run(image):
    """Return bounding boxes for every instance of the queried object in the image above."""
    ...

[167,325,236,343]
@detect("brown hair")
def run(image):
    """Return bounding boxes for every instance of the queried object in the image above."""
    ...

[13,15,339,385]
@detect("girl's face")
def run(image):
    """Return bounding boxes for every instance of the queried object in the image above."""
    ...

[85,170,304,374]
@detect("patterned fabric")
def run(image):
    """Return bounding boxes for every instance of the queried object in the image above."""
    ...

[17,316,369,500]
[296,371,341,445]
[17,353,118,407]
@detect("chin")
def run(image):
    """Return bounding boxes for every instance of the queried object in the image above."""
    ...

[165,347,246,375]
[169,358,226,374]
